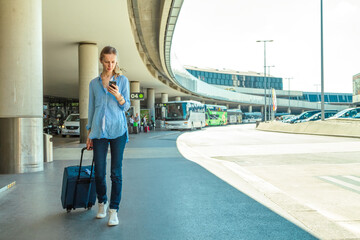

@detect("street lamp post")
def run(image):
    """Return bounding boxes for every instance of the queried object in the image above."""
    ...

[257,40,273,121]
[320,0,325,120]
[267,65,275,120]
[285,77,293,113]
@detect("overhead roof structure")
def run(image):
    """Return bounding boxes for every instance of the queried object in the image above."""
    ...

[42,0,347,112]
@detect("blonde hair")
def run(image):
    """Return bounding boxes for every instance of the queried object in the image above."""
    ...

[100,46,122,77]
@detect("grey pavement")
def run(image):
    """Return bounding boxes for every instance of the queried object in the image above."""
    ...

[0,129,316,240]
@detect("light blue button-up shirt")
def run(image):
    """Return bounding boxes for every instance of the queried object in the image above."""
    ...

[86,74,130,141]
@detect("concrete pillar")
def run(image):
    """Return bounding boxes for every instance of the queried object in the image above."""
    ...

[0,0,43,173]
[201,101,205,104]
[287,108,291,114]
[161,93,168,119]
[175,96,181,101]
[79,42,98,143]
[147,88,155,121]
[161,93,168,103]
[237,104,241,110]
[249,106,253,113]
[226,104,229,108]
[131,81,141,117]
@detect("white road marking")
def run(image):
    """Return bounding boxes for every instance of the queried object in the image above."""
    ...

[320,176,360,192]
[344,175,360,183]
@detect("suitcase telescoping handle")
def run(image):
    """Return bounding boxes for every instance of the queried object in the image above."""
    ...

[73,147,95,210]
[77,147,95,181]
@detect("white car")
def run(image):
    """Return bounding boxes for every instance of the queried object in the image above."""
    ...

[328,107,360,120]
[61,114,80,137]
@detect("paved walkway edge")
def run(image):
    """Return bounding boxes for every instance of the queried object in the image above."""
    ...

[0,181,16,194]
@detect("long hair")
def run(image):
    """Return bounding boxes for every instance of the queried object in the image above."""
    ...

[100,46,121,77]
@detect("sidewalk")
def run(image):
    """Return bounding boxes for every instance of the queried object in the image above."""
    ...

[0,130,316,240]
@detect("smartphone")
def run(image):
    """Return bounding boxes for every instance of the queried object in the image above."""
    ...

[109,80,116,88]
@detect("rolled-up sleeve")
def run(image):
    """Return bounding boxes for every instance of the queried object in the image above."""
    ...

[118,76,130,112]
[86,81,95,130]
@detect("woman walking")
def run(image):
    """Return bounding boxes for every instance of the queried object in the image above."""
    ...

[86,46,130,226]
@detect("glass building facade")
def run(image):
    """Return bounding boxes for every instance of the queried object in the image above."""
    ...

[184,67,352,104]
[186,68,283,90]
[294,92,352,103]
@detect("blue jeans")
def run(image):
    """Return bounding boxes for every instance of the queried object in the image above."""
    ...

[93,133,127,211]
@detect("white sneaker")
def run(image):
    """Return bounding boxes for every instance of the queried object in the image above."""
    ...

[96,202,107,219]
[108,209,119,226]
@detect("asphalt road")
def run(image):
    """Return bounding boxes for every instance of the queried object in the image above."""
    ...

[0,129,316,240]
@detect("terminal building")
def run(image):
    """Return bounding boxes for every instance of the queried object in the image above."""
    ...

[185,66,352,107]
[185,66,283,90]
[0,0,352,174]
[299,92,352,104]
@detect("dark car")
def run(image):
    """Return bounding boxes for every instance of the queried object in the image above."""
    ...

[296,110,338,123]
[284,110,321,124]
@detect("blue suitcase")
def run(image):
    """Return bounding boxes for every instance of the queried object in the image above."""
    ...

[61,147,96,212]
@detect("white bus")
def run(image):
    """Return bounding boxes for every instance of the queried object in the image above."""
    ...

[165,100,206,130]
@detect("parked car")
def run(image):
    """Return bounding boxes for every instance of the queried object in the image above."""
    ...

[295,110,338,123]
[61,114,80,137]
[280,114,295,122]
[284,110,321,124]
[353,113,360,119]
[328,107,360,120]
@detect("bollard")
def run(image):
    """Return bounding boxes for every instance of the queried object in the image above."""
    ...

[43,133,53,162]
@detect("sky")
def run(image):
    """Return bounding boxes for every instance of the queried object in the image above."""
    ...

[172,0,360,93]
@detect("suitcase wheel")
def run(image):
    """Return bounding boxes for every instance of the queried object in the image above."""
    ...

[66,207,72,213]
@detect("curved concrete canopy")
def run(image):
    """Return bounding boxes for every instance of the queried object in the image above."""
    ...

[42,0,187,99]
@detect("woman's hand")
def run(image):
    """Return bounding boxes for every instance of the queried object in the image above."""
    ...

[86,137,93,150]
[107,84,122,101]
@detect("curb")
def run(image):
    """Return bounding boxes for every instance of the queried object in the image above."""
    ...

[0,181,16,194]
[256,120,360,138]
